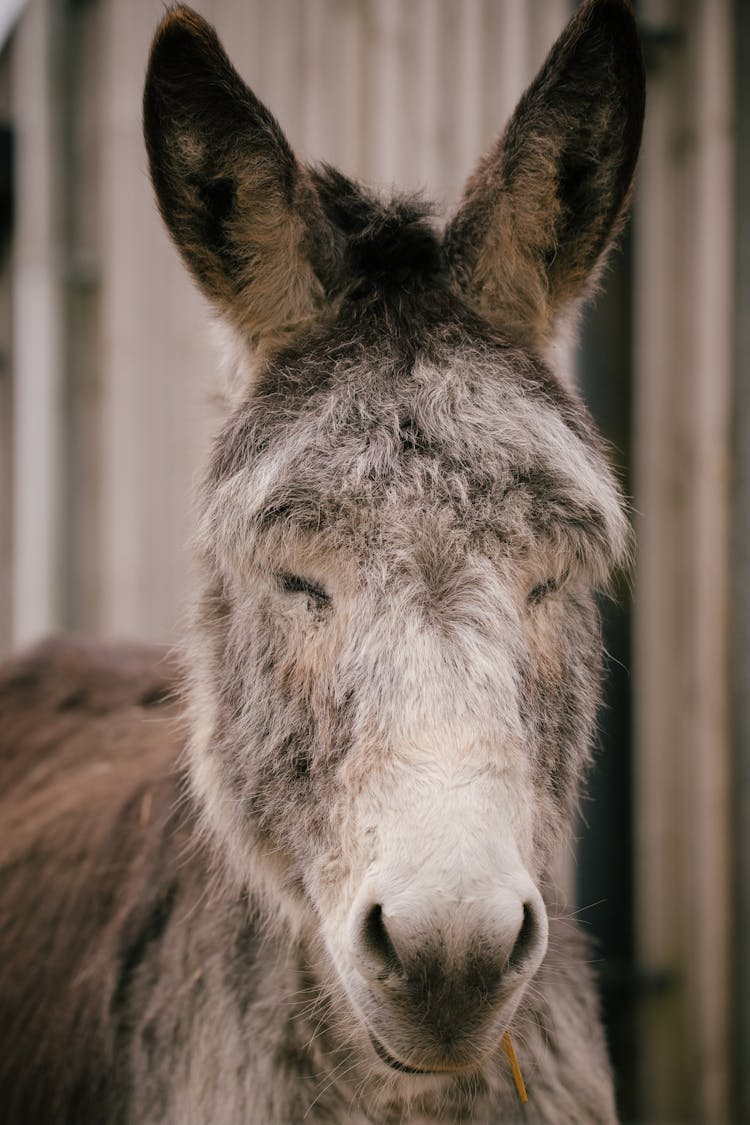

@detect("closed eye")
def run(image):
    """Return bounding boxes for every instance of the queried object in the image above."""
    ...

[527,578,559,606]
[277,572,331,608]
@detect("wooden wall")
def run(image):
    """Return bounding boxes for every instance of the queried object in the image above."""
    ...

[633,1,734,1120]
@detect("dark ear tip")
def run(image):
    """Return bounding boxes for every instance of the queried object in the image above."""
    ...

[573,0,640,42]
[579,0,644,58]
[566,0,646,175]
[571,0,646,101]
[152,5,212,43]
[577,0,636,19]
[145,4,236,136]
[147,5,221,80]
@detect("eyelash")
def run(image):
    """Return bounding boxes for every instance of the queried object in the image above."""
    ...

[277,572,331,608]
[277,572,557,608]
[527,578,559,606]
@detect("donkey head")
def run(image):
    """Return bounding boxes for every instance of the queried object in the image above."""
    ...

[144,0,644,1079]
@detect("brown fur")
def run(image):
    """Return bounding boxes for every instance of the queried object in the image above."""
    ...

[0,639,192,1122]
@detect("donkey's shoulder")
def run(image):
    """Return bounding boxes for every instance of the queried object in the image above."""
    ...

[0,632,183,787]
[0,632,188,822]
[0,635,206,1124]
[0,631,180,729]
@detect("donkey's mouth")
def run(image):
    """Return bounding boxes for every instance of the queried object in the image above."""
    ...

[369,1034,429,1074]
[368,1032,477,1076]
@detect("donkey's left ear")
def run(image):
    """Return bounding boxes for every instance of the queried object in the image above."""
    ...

[143,6,339,351]
[443,0,645,352]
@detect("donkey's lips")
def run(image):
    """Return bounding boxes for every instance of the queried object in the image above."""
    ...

[368,1032,477,1076]
[369,1033,429,1074]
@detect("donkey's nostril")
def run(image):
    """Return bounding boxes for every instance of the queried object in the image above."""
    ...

[350,885,548,988]
[360,903,402,978]
[507,900,543,974]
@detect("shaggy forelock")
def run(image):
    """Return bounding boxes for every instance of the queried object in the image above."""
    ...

[201,302,628,590]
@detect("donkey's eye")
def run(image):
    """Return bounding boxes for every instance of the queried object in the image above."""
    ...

[277,572,331,608]
[527,578,559,606]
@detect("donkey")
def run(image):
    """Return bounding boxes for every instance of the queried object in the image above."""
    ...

[0,2,644,1121]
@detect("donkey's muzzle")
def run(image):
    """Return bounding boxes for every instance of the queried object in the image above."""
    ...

[347,880,548,1069]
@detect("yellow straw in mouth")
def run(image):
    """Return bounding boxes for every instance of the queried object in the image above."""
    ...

[502,1030,528,1104]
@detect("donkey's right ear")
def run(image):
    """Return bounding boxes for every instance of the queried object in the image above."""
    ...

[443,0,645,354]
[144,6,338,349]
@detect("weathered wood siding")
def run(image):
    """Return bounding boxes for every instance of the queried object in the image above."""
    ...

[633,1,733,1121]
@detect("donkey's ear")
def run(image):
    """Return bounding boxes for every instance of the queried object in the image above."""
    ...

[443,0,645,352]
[144,7,338,349]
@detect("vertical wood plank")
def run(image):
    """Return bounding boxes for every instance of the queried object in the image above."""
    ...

[634,0,733,1118]
[64,0,102,634]
[682,1,732,1115]
[413,0,441,197]
[633,8,692,1111]
[11,0,65,645]
[0,44,13,650]
[98,0,219,641]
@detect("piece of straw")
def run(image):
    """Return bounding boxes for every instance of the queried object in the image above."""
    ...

[502,1030,528,1104]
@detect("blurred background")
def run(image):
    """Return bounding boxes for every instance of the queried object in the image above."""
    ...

[0,0,744,1120]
